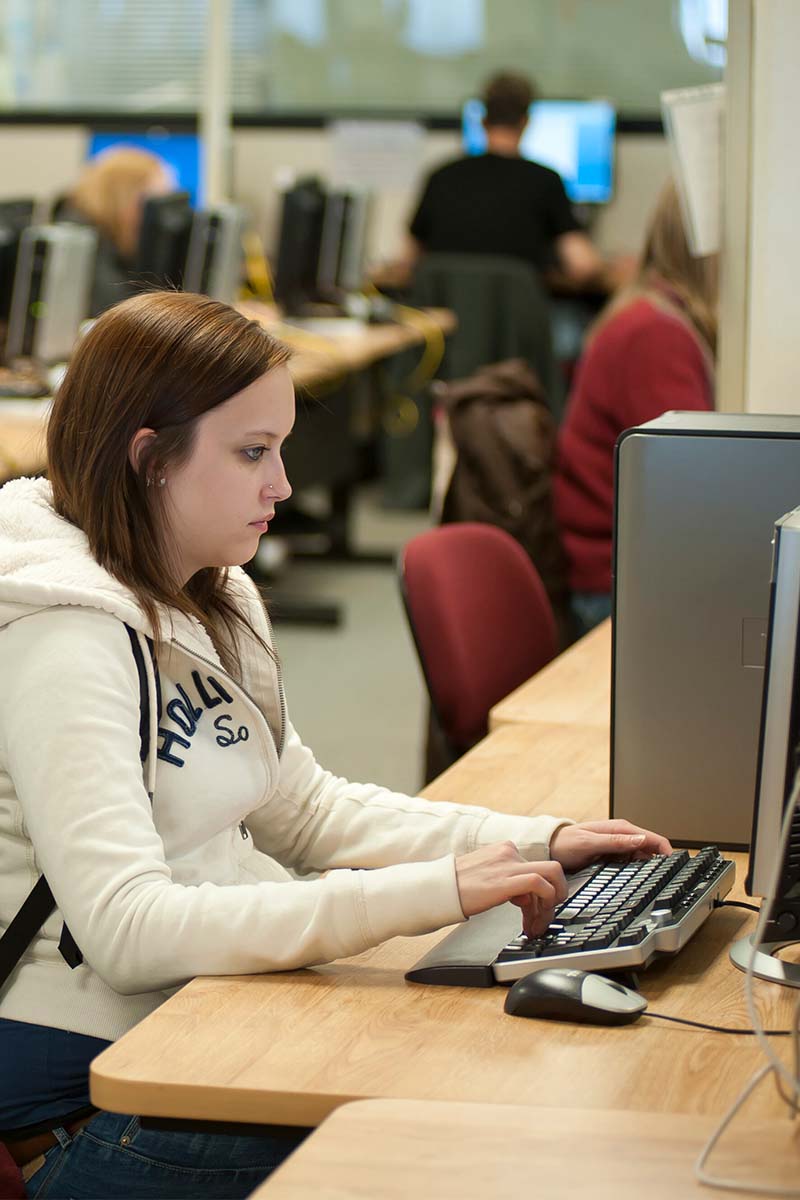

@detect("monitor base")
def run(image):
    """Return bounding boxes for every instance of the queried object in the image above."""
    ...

[730,934,800,988]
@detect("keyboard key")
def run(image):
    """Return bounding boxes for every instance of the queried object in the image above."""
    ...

[558,906,582,920]
[583,932,614,950]
[617,925,648,946]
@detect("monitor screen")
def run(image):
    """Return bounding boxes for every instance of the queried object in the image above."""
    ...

[462,98,616,205]
[87,131,203,208]
[746,507,800,942]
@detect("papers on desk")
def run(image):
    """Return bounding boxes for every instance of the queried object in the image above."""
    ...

[661,83,724,257]
[330,120,425,189]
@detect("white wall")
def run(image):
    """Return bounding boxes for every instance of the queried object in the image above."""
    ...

[741,0,800,415]
[2,126,86,219]
[2,122,671,265]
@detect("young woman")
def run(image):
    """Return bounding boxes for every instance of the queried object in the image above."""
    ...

[0,290,670,1198]
[57,147,175,314]
[553,178,717,636]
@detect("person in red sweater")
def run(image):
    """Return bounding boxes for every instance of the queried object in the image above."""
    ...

[553,178,717,636]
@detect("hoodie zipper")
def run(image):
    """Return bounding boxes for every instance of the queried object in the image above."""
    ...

[263,608,288,761]
[173,637,286,759]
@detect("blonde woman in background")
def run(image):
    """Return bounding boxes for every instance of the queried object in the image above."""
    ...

[58,147,175,315]
[553,178,718,637]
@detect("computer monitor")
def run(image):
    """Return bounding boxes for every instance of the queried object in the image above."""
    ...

[272,179,327,315]
[87,131,203,208]
[133,192,193,290]
[462,98,616,204]
[0,199,35,325]
[730,507,800,988]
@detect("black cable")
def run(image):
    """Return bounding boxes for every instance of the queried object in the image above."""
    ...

[714,899,760,913]
[647,1011,790,1036]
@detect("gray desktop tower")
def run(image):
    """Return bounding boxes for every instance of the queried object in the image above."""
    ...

[611,412,800,848]
[6,224,96,362]
[184,204,246,304]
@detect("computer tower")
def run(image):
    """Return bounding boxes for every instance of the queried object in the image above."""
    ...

[316,189,372,301]
[611,412,800,848]
[6,224,96,363]
[184,203,246,303]
[336,190,371,294]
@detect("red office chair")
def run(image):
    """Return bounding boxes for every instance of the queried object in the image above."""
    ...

[0,1144,25,1199]
[400,523,558,777]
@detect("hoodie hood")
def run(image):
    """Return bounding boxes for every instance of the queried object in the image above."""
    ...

[0,476,221,661]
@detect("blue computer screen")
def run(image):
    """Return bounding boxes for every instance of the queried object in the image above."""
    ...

[462,99,616,204]
[87,131,203,208]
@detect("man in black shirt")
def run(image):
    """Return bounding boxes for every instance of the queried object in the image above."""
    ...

[404,73,606,288]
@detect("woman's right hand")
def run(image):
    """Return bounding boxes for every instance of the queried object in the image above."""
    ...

[454,842,568,938]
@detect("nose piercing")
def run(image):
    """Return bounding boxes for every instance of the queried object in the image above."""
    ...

[269,484,274,490]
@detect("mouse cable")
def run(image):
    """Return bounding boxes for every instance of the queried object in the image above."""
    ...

[646,1012,790,1036]
[695,1063,800,1198]
[714,899,760,913]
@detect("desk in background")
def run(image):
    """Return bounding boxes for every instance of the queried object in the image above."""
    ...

[0,306,455,490]
[90,628,794,1128]
[254,1099,799,1199]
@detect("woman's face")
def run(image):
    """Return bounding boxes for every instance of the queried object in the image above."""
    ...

[159,366,295,585]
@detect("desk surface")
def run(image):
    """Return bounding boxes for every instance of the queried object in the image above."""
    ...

[490,616,611,731]
[91,710,795,1127]
[0,307,455,484]
[254,1099,800,1199]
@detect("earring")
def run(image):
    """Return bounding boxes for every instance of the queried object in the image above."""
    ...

[158,477,166,487]
[145,476,153,488]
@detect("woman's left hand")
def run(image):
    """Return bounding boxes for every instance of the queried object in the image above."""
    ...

[549,819,673,873]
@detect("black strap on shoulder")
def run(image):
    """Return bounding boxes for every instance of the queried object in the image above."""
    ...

[0,624,156,990]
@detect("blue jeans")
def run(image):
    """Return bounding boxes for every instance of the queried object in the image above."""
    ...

[24,1110,310,1199]
[569,591,612,640]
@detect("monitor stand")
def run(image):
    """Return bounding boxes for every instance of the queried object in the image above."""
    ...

[730,935,800,987]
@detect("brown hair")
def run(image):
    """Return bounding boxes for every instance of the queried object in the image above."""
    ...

[482,72,536,128]
[68,147,168,258]
[591,178,719,355]
[47,290,291,671]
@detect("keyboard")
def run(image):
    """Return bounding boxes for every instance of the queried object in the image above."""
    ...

[406,847,735,987]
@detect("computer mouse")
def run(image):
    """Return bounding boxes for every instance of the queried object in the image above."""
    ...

[503,968,647,1026]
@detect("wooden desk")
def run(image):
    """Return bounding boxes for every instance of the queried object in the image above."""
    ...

[254,1099,800,1199]
[490,617,611,731]
[238,302,453,393]
[90,718,795,1127]
[0,307,455,485]
[0,402,49,482]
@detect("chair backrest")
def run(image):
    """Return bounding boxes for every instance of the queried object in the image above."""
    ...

[400,523,558,754]
[0,1144,25,1199]
[407,252,563,418]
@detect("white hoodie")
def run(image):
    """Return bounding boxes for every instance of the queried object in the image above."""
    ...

[0,477,570,1042]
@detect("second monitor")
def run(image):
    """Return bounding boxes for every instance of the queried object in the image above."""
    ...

[272,179,371,316]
